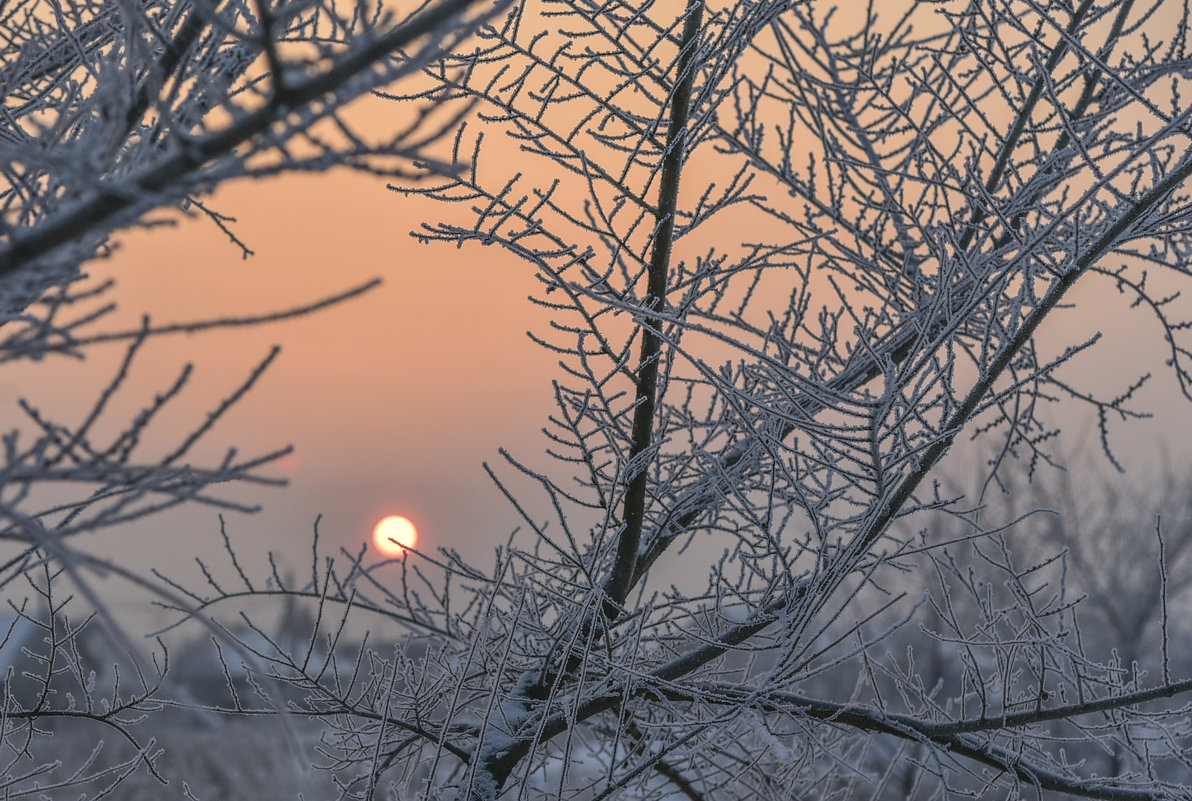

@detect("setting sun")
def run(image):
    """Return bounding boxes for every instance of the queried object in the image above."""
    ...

[372,515,418,557]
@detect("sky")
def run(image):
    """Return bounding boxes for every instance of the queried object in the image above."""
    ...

[11,165,1187,623]
[8,1,1192,621]
[5,167,565,613]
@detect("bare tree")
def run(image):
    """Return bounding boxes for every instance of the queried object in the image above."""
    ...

[139,0,1192,799]
[0,0,512,296]
[10,0,1192,799]
[0,0,500,796]
[1004,463,1192,786]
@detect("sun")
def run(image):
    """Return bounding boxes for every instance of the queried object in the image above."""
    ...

[372,515,418,557]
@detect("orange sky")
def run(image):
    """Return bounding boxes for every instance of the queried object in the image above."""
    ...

[9,2,1192,612]
[12,168,1185,614]
[7,166,564,594]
